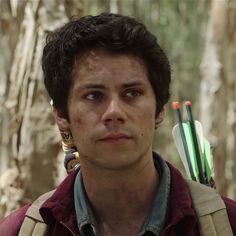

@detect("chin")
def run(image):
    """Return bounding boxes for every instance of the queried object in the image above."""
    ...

[97,152,145,171]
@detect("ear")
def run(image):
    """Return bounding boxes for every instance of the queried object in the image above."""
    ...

[155,106,166,125]
[52,106,70,132]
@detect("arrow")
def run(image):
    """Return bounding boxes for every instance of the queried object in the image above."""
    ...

[172,102,197,181]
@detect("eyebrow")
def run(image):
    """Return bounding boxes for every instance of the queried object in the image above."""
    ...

[78,83,106,90]
[78,80,145,91]
[121,81,145,88]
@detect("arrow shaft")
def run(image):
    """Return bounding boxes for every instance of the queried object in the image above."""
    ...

[186,105,205,184]
[175,109,196,181]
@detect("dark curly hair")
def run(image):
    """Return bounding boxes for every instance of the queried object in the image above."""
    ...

[42,12,171,118]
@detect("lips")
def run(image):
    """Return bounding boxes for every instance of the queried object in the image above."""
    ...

[99,133,131,141]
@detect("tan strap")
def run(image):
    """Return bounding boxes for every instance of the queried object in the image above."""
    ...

[198,210,234,236]
[19,217,48,236]
[187,180,233,236]
[19,190,55,236]
[187,180,225,216]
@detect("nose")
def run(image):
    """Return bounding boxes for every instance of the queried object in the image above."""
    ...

[101,97,127,125]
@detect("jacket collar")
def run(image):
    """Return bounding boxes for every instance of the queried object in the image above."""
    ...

[40,169,80,235]
[39,158,197,235]
[164,162,198,233]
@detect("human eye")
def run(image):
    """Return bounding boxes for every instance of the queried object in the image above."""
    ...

[123,88,143,99]
[84,91,103,101]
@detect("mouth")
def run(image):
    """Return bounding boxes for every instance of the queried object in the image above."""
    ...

[99,133,132,143]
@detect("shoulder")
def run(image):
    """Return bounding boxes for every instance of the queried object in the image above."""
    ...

[186,180,236,234]
[0,204,31,236]
[223,196,236,234]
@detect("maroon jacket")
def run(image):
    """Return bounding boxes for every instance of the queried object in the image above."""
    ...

[1,162,236,236]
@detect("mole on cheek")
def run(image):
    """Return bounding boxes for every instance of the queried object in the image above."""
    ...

[141,133,144,136]
[74,117,82,124]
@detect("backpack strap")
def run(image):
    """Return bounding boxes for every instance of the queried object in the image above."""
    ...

[19,190,55,236]
[187,180,233,236]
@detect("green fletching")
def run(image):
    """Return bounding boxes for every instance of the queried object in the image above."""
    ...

[194,120,214,184]
[182,123,199,180]
[172,120,214,184]
[203,138,213,182]
[183,121,213,184]
[172,124,196,180]
[172,101,214,185]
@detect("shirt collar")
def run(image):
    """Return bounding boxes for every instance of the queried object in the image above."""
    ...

[74,172,98,236]
[139,152,171,236]
[73,152,171,236]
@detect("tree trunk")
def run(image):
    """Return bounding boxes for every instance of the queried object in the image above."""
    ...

[224,0,236,199]
[0,0,85,218]
[199,0,236,196]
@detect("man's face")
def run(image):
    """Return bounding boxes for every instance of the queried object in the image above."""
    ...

[67,49,159,171]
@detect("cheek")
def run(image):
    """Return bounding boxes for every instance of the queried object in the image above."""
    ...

[69,113,82,128]
[138,106,156,134]
[69,108,97,137]
[136,118,154,139]
[68,103,87,126]
[69,116,88,149]
[140,105,156,124]
[68,111,84,137]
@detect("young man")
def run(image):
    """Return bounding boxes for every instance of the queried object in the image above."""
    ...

[1,12,236,236]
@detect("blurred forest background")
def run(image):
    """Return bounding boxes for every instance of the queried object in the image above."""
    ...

[0,0,236,218]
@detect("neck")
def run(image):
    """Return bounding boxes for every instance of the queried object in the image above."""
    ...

[80,152,159,234]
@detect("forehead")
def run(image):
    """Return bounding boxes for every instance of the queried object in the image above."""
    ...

[73,49,148,83]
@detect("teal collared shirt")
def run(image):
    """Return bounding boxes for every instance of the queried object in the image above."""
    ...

[74,153,171,236]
